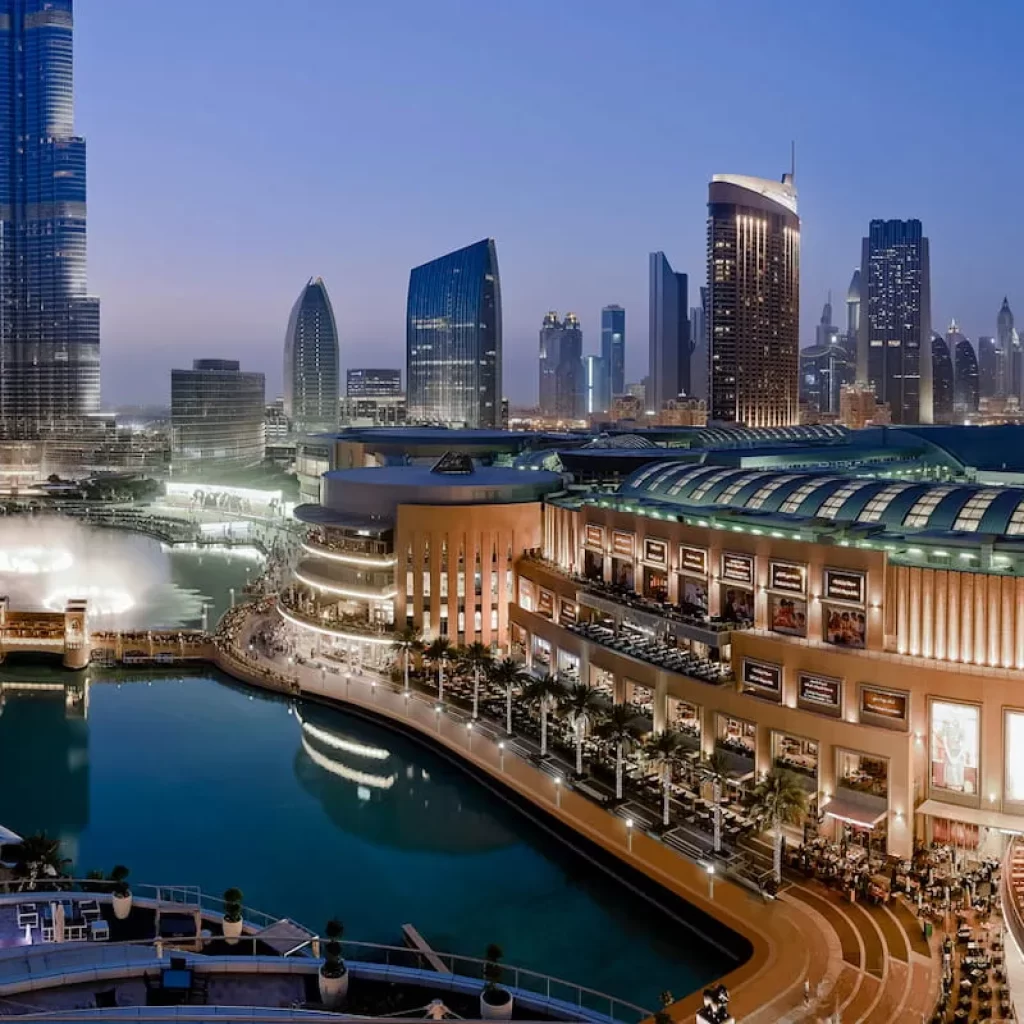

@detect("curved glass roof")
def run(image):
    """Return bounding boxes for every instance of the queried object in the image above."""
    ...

[619,463,1024,537]
[693,424,847,449]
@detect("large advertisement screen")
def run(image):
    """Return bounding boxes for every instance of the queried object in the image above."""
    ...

[680,546,707,576]
[1007,711,1024,803]
[770,561,806,595]
[824,568,865,605]
[770,594,807,636]
[824,604,866,648]
[931,701,980,796]
[721,552,754,586]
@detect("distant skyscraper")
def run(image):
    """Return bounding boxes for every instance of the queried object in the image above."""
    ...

[648,253,689,412]
[171,359,266,472]
[688,303,708,403]
[845,269,861,363]
[538,312,584,419]
[858,219,932,424]
[978,336,999,400]
[816,294,836,348]
[347,369,402,397]
[707,171,800,426]
[931,334,954,423]
[406,239,501,428]
[998,297,1017,400]
[0,0,101,435]
[800,342,852,417]
[601,306,626,397]
[284,277,340,433]
[582,354,610,416]
[952,330,979,419]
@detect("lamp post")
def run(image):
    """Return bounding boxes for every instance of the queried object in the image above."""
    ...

[466,721,474,752]
[705,861,716,899]
[435,704,442,734]
[498,741,505,773]
[625,817,634,853]
[404,691,410,717]
[554,774,562,809]
[370,680,377,702]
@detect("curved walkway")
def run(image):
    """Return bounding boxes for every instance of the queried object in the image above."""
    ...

[212,610,941,1024]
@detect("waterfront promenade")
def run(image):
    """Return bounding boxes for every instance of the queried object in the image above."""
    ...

[212,608,941,1024]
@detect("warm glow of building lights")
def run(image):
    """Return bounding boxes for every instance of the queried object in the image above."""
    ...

[294,569,397,601]
[301,541,396,567]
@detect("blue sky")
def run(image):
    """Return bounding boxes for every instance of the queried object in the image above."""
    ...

[77,0,1023,406]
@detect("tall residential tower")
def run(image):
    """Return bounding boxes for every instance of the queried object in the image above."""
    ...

[707,171,800,426]
[600,305,625,398]
[538,312,583,420]
[647,253,689,412]
[0,0,100,434]
[857,219,932,424]
[406,239,502,428]
[284,277,340,433]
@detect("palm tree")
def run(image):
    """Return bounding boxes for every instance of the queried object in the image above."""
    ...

[390,626,422,692]
[423,636,452,703]
[462,641,493,720]
[559,682,604,777]
[9,832,70,890]
[489,657,526,736]
[700,749,731,855]
[644,729,683,829]
[595,704,642,802]
[750,767,808,884]
[521,673,564,757]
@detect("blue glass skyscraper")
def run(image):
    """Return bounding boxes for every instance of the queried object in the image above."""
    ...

[284,276,340,433]
[0,0,100,433]
[406,239,501,428]
[600,305,625,398]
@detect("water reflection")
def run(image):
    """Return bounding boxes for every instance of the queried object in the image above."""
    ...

[293,701,517,855]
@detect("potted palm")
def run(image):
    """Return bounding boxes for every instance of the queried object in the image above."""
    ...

[110,865,132,920]
[479,943,513,1020]
[222,887,244,942]
[318,919,348,1007]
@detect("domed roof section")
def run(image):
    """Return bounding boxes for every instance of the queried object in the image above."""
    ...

[582,433,658,450]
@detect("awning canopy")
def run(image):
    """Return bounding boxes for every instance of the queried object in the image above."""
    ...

[823,795,887,829]
[916,799,1024,835]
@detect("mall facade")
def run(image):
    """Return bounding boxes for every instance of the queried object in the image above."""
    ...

[282,423,1024,859]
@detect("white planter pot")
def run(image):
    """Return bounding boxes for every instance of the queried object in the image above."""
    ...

[222,918,243,943]
[112,892,132,920]
[480,988,514,1020]
[318,969,349,1008]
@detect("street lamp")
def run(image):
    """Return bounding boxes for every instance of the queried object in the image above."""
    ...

[625,817,634,852]
[435,704,442,733]
[370,680,377,701]
[704,861,716,899]
[403,691,410,716]
[466,721,474,751]
[554,774,562,809]
[498,741,505,772]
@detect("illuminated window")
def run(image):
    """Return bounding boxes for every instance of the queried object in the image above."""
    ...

[952,490,1001,532]
[666,465,719,497]
[690,469,741,502]
[745,474,801,510]
[857,483,915,523]
[719,472,770,506]
[902,486,956,528]
[816,480,874,520]
[779,477,841,515]
[1006,499,1024,536]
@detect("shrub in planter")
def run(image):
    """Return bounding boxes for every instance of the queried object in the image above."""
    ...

[222,887,244,942]
[480,943,513,1020]
[318,919,348,1007]
[109,865,132,920]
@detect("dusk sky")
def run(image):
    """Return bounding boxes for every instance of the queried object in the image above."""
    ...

[78,0,1023,408]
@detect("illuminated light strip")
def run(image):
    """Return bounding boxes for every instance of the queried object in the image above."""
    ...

[296,711,389,760]
[275,603,394,645]
[822,805,884,830]
[294,569,397,601]
[301,542,396,568]
[301,736,395,789]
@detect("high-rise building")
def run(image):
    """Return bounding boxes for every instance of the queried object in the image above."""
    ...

[998,297,1017,400]
[284,277,340,433]
[816,294,837,349]
[844,269,861,363]
[538,312,583,419]
[347,369,402,397]
[799,342,852,417]
[689,287,710,402]
[171,360,266,473]
[0,0,101,436]
[858,219,932,425]
[952,331,979,420]
[931,334,954,423]
[406,239,501,428]
[582,354,610,416]
[707,171,800,427]
[648,253,690,412]
[600,306,625,398]
[978,336,999,401]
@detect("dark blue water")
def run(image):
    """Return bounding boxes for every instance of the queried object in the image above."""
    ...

[0,674,729,1007]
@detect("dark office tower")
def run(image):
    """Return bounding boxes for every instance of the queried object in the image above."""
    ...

[844,269,861,363]
[406,239,501,428]
[857,219,932,424]
[648,253,690,411]
[998,297,1017,399]
[538,312,584,419]
[283,277,340,433]
[0,0,100,435]
[601,305,626,397]
[688,303,708,402]
[707,172,800,427]
[953,334,979,419]
[799,342,851,417]
[978,336,999,400]
[931,334,954,423]
[346,368,402,397]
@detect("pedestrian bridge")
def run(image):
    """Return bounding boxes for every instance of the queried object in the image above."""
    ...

[0,597,213,670]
